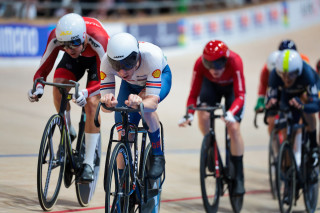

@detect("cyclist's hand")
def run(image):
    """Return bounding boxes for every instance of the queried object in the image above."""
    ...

[265,98,277,109]
[72,90,87,107]
[125,94,142,109]
[289,97,303,110]
[254,96,265,112]
[221,111,236,125]
[101,93,118,112]
[28,84,43,102]
[178,113,194,127]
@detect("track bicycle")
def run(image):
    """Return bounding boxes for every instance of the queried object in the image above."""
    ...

[254,110,284,200]
[94,102,165,213]
[34,78,101,211]
[186,104,243,213]
[275,108,319,213]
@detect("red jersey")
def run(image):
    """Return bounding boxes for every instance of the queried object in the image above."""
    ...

[33,17,109,97]
[186,50,246,115]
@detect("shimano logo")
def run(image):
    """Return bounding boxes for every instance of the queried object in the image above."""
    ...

[114,55,124,58]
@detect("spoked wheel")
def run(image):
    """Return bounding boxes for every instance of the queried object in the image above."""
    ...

[37,114,66,211]
[302,152,319,213]
[105,143,130,213]
[141,143,163,213]
[76,134,101,207]
[269,129,281,199]
[200,134,222,213]
[276,141,296,213]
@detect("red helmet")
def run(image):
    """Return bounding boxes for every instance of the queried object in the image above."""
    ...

[202,40,229,69]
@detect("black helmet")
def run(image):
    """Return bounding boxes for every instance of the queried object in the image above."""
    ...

[278,39,297,50]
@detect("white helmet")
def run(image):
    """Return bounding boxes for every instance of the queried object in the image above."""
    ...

[56,13,86,44]
[107,32,140,71]
[276,49,303,76]
[267,50,280,72]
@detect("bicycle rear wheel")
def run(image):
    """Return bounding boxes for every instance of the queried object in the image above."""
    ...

[141,143,163,213]
[75,134,101,207]
[302,151,319,213]
[269,129,281,199]
[37,114,66,211]
[276,141,296,213]
[200,133,222,213]
[105,143,130,213]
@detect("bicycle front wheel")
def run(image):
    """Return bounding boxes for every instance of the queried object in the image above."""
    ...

[105,143,130,213]
[37,114,66,211]
[200,133,222,213]
[302,150,319,213]
[269,129,281,200]
[76,134,101,207]
[276,141,296,213]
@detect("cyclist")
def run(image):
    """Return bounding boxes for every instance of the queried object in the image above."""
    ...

[178,40,246,196]
[266,49,319,181]
[255,39,310,134]
[28,13,109,182]
[100,32,172,179]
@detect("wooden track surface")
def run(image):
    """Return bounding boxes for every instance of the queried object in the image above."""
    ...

[1,24,320,213]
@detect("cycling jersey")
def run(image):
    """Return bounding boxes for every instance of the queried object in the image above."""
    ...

[267,61,319,113]
[100,41,171,101]
[186,50,246,115]
[33,17,109,98]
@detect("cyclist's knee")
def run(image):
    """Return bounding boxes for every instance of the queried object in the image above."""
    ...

[227,121,240,133]
[85,96,100,115]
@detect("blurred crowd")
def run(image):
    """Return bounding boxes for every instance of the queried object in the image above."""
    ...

[0,0,277,20]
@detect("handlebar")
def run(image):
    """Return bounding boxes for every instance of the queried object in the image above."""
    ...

[32,77,80,99]
[187,104,226,116]
[94,102,149,131]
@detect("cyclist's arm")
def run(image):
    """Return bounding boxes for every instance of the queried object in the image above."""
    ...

[258,64,269,97]
[33,30,61,87]
[229,57,245,115]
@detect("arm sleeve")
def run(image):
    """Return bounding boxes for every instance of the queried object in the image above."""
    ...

[258,65,269,97]
[186,59,203,114]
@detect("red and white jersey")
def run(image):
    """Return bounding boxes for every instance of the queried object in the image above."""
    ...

[100,42,168,99]
[33,17,109,97]
[186,50,246,115]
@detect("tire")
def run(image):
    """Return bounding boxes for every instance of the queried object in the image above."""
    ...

[269,129,281,200]
[141,143,163,213]
[37,114,66,211]
[200,133,222,213]
[276,141,296,213]
[105,143,130,213]
[302,150,319,213]
[75,134,101,207]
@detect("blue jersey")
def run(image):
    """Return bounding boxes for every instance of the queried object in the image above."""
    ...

[267,61,319,113]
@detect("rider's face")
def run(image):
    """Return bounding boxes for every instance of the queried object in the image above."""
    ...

[280,73,297,87]
[209,68,225,78]
[64,44,83,58]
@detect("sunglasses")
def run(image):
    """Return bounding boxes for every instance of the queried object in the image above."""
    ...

[108,52,139,72]
[202,57,227,70]
[59,39,82,50]
[277,69,299,79]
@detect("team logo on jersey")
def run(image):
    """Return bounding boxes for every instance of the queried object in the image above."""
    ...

[100,71,106,80]
[60,31,72,36]
[152,69,161,78]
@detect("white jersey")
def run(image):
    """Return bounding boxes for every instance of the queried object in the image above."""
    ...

[100,42,168,98]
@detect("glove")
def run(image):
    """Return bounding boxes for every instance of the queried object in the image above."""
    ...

[178,113,194,126]
[28,84,44,102]
[72,90,87,107]
[254,96,265,112]
[225,111,236,123]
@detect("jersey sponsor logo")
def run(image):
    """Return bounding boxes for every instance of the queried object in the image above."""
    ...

[152,69,161,78]
[100,71,106,80]
[59,31,72,36]
[89,38,100,48]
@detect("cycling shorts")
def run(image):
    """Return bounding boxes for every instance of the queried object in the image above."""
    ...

[198,77,244,122]
[54,53,99,84]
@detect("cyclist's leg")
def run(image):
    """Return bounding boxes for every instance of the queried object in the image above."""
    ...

[80,56,101,181]
[197,77,222,135]
[143,66,172,179]
[225,85,245,196]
